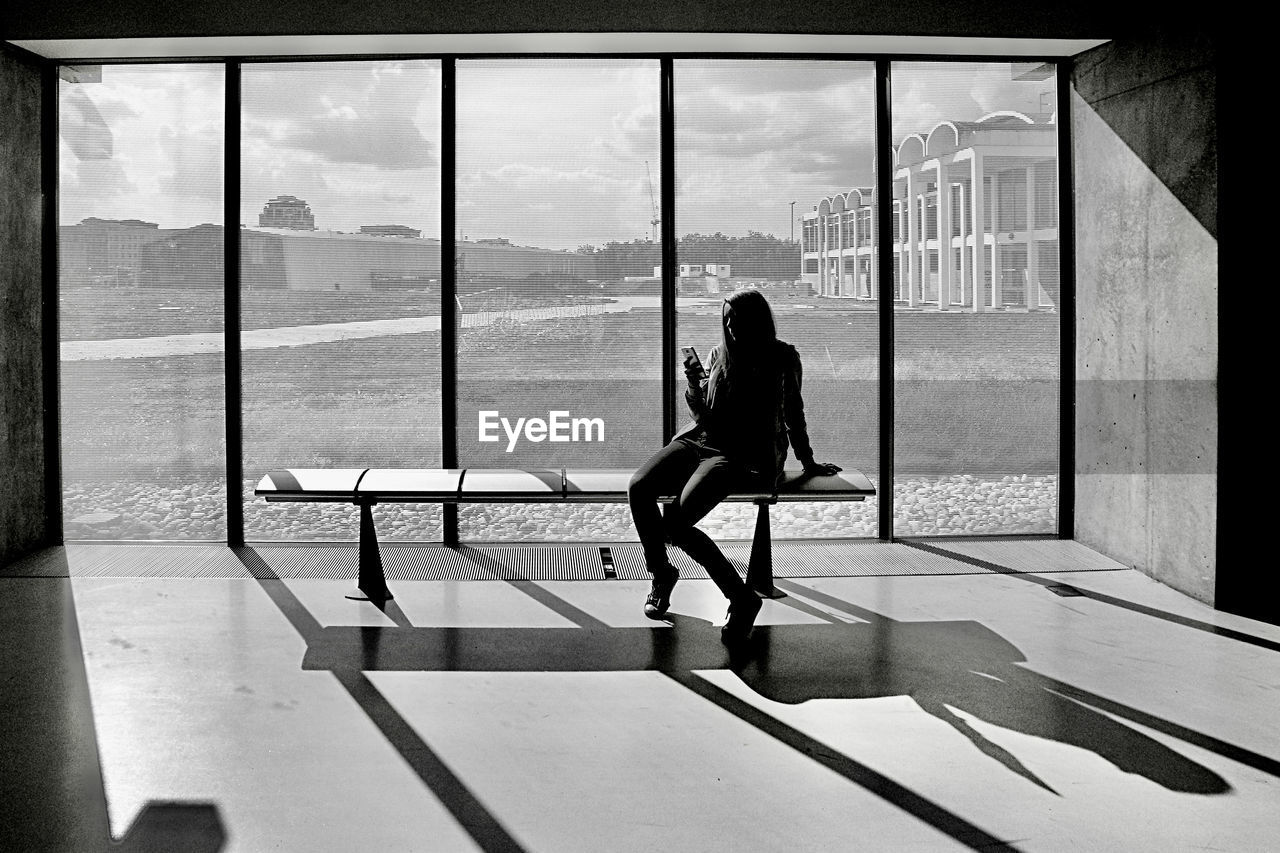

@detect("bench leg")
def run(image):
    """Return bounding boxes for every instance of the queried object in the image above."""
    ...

[346,502,393,603]
[747,501,786,599]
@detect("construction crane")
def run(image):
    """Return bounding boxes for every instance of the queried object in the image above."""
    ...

[645,160,660,243]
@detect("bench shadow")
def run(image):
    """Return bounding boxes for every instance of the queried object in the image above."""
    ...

[233,547,526,853]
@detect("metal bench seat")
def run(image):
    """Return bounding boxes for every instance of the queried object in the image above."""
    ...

[255,466,876,602]
[256,467,875,503]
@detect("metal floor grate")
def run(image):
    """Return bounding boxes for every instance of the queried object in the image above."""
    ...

[920,539,1128,574]
[559,540,1061,580]
[0,539,1127,580]
[229,545,609,581]
[2,544,253,579]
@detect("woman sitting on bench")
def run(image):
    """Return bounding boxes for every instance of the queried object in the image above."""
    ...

[628,288,842,644]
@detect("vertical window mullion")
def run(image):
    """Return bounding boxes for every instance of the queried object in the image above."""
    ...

[1056,60,1075,540]
[225,60,243,547]
[660,58,676,443]
[875,59,895,542]
[441,56,459,546]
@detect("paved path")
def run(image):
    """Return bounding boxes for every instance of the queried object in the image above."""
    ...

[59,297,722,362]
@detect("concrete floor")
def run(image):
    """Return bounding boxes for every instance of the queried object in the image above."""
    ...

[2,541,1277,852]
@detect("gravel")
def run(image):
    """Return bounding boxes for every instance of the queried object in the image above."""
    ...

[61,474,1058,542]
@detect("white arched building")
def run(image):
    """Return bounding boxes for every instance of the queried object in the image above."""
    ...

[801,111,1059,311]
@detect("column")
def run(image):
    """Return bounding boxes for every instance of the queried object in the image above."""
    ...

[1025,165,1040,310]
[936,163,951,310]
[850,209,859,298]
[920,194,929,302]
[969,151,985,313]
[905,169,918,308]
[956,181,967,306]
[991,170,1003,309]
[818,214,827,296]
[836,212,844,297]
[855,209,865,299]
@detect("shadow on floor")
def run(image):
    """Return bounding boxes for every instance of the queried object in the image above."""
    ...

[237,546,1266,853]
[299,613,1229,797]
[0,569,227,853]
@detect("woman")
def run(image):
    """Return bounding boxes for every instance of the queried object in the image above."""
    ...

[627,288,842,644]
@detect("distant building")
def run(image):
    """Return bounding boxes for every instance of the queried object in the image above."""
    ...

[139,227,598,292]
[802,110,1060,311]
[258,195,316,230]
[651,263,732,279]
[58,217,179,286]
[140,224,224,288]
[359,225,421,238]
[662,262,734,295]
[456,238,595,287]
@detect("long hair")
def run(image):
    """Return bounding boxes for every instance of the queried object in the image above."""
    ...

[721,288,777,366]
[708,288,779,408]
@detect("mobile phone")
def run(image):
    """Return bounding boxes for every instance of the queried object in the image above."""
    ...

[680,345,707,380]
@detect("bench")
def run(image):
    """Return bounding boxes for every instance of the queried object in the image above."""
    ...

[254,467,876,603]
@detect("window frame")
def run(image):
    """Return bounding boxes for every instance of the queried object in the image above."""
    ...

[46,51,1075,546]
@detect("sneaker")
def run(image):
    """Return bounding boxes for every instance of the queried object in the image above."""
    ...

[644,566,679,619]
[721,592,763,644]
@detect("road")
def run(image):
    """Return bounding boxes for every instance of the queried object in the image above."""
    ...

[60,296,726,361]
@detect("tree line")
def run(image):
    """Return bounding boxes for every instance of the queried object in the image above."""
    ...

[576,232,801,281]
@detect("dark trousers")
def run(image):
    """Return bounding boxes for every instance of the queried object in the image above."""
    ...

[627,439,760,601]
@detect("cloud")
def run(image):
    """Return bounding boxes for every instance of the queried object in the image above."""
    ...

[242,61,440,170]
[600,104,658,161]
[669,66,880,238]
[54,57,1056,244]
[238,61,441,231]
[457,162,648,247]
[451,60,881,244]
[453,61,662,247]
[56,66,226,227]
[276,116,433,170]
[890,61,1055,140]
[157,124,224,201]
[77,159,137,197]
[675,76,875,183]
[238,147,439,233]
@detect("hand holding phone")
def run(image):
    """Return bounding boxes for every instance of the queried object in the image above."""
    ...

[680,346,707,385]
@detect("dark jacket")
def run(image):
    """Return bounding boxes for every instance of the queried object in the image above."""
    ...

[674,340,815,483]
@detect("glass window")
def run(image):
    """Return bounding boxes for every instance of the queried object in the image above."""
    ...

[54,54,1067,546]
[890,61,1060,536]
[674,59,879,540]
[455,59,662,541]
[239,60,443,541]
[58,64,226,540]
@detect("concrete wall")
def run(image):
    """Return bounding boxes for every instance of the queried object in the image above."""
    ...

[1071,31,1217,603]
[0,48,47,565]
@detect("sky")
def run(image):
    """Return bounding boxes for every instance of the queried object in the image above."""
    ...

[58,59,1056,249]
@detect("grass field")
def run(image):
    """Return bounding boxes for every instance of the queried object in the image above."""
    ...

[58,288,1061,540]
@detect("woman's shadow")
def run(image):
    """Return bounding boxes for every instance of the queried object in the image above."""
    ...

[657,611,1229,796]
